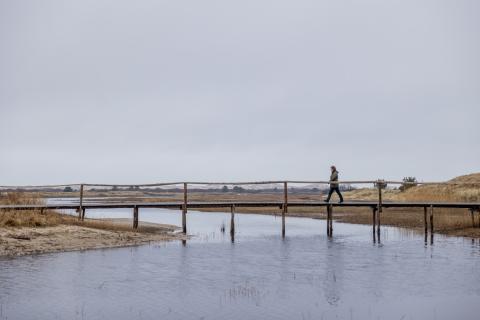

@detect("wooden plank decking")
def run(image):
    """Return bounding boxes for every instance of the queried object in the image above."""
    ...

[1,201,479,210]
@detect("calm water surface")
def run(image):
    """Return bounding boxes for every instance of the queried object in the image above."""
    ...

[1,205,480,320]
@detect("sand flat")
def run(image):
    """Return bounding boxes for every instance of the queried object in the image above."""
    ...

[0,219,184,257]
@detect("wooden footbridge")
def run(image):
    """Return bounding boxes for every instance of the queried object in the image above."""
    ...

[1,180,479,242]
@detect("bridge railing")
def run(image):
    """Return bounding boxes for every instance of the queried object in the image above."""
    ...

[1,179,479,211]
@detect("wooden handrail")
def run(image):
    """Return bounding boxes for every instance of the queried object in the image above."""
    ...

[1,179,480,189]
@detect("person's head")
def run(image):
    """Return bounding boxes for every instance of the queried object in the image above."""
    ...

[330,165,336,172]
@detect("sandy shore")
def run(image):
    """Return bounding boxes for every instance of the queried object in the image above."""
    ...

[0,219,185,257]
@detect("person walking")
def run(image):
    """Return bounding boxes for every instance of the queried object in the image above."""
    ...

[324,165,344,203]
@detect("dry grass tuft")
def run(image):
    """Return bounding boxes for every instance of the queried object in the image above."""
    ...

[0,192,75,227]
[1,191,43,206]
[0,192,162,232]
[0,210,73,228]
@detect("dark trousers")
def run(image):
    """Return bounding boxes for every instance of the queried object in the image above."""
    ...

[326,187,343,202]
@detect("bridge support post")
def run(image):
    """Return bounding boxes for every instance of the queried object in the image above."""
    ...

[282,182,288,238]
[133,206,138,229]
[78,184,84,220]
[182,183,187,234]
[470,209,475,228]
[329,205,333,236]
[429,205,434,244]
[81,207,86,221]
[372,207,377,241]
[326,204,333,237]
[478,209,480,228]
[326,205,329,236]
[376,181,383,238]
[230,205,235,236]
[424,207,428,235]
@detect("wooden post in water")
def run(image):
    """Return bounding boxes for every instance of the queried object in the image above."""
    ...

[78,184,84,220]
[475,209,479,228]
[326,205,330,236]
[429,205,434,244]
[372,206,377,238]
[326,204,333,237]
[133,206,139,229]
[424,207,428,235]
[478,209,480,228]
[471,209,475,228]
[230,205,235,236]
[282,182,288,238]
[376,181,383,238]
[329,204,333,236]
[476,209,479,228]
[182,183,187,234]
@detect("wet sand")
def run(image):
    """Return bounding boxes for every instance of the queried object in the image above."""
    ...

[0,219,184,257]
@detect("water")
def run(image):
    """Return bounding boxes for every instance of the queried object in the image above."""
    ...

[1,206,480,320]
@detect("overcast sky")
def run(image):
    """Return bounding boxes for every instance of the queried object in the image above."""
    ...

[1,0,479,185]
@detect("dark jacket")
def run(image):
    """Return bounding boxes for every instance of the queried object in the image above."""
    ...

[330,170,339,188]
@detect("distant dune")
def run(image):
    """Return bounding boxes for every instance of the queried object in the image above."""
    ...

[399,173,480,202]
[343,173,480,202]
